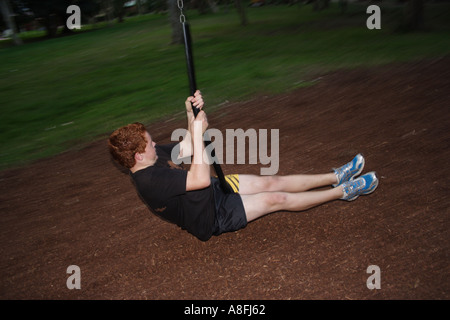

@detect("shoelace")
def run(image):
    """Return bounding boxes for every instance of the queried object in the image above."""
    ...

[343,178,365,197]
[337,162,354,182]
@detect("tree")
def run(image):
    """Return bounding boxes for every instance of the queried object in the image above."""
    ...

[234,0,247,26]
[10,0,100,37]
[168,0,183,44]
[194,0,218,15]
[402,0,424,32]
[20,0,67,37]
[168,0,248,45]
[136,0,143,15]
[0,0,22,45]
[312,0,330,12]
[113,0,126,22]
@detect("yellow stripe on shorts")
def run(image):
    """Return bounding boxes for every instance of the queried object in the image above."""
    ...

[224,174,240,193]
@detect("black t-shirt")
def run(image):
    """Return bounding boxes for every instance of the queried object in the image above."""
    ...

[130,143,216,241]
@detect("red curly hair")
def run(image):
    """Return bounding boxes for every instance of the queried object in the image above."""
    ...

[108,122,148,168]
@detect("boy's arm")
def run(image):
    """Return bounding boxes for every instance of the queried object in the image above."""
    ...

[178,132,192,159]
[178,90,204,159]
[185,93,210,191]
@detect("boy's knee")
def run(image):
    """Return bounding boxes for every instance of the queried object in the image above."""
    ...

[259,175,281,192]
[264,192,287,210]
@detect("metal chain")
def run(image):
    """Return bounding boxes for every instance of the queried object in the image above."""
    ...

[177,0,186,24]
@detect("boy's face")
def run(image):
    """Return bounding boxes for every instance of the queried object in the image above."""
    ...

[142,131,158,164]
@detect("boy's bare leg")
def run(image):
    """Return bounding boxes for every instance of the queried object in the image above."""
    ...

[239,173,337,195]
[241,186,343,223]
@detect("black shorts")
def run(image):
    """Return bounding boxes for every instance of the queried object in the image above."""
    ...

[211,175,248,236]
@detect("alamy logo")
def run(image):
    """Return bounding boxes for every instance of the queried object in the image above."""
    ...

[366,265,381,289]
[171,127,280,175]
[66,265,81,289]
[66,5,81,30]
[366,5,381,30]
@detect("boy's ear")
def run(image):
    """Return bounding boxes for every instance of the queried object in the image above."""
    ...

[134,152,143,162]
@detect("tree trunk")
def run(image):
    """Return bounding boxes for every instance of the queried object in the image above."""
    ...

[44,13,58,38]
[0,0,22,45]
[136,0,143,15]
[234,0,248,26]
[114,0,126,22]
[168,0,183,44]
[403,0,424,32]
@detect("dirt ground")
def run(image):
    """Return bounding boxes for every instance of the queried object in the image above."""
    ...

[0,58,449,300]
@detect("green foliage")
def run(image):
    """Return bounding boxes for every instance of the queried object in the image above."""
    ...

[0,3,449,170]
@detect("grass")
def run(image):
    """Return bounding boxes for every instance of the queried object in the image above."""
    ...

[0,2,449,170]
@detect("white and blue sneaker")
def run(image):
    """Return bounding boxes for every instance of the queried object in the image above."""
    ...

[340,172,379,201]
[333,154,365,187]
